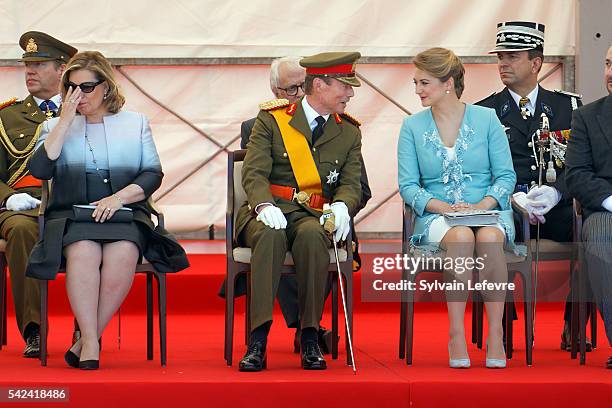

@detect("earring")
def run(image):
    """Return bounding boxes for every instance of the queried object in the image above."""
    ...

[103,91,109,100]
[445,90,451,94]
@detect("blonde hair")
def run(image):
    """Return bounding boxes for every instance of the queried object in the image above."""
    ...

[61,51,125,113]
[413,47,465,98]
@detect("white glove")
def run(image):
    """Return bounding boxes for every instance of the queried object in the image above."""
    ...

[527,185,561,216]
[5,193,41,211]
[319,201,350,242]
[513,192,545,225]
[256,205,287,230]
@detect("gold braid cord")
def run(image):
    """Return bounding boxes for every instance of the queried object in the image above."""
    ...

[0,119,43,187]
[0,117,42,159]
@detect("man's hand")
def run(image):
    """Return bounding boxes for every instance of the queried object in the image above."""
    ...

[513,191,545,224]
[527,185,561,216]
[256,205,287,230]
[5,193,41,211]
[320,201,350,242]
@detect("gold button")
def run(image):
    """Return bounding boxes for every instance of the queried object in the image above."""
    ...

[531,165,536,171]
[335,159,338,164]
[283,152,287,157]
[313,147,316,152]
[19,133,24,138]
[26,103,31,107]
[527,142,533,147]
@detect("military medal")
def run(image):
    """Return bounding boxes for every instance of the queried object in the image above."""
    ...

[326,169,339,185]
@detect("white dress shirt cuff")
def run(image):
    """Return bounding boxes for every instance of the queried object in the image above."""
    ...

[602,195,612,213]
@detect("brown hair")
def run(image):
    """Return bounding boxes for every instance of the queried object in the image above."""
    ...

[413,47,465,98]
[61,51,125,113]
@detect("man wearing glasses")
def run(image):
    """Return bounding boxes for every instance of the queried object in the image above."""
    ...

[236,52,364,371]
[0,31,76,358]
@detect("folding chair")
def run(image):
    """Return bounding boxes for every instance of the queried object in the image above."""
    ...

[224,149,354,366]
[570,199,599,364]
[399,200,534,365]
[36,182,168,366]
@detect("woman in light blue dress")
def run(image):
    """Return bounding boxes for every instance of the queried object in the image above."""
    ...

[398,48,520,368]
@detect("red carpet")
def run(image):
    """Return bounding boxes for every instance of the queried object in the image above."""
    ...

[1,251,611,407]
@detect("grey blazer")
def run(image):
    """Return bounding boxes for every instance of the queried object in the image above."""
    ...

[30,110,162,211]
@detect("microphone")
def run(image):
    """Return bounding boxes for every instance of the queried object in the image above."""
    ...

[322,203,335,234]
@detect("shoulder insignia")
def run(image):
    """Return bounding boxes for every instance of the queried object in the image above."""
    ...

[339,111,361,126]
[541,102,554,118]
[259,98,290,111]
[0,97,18,111]
[554,89,582,99]
[285,103,297,116]
[475,92,497,105]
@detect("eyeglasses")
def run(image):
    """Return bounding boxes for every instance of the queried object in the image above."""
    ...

[277,82,305,96]
[65,79,105,93]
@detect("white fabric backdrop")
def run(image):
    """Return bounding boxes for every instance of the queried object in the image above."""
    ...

[0,0,576,57]
[0,0,572,233]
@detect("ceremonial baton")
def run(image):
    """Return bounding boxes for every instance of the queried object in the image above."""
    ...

[322,204,357,374]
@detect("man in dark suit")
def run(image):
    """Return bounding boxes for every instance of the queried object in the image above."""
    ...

[565,45,612,368]
[0,31,76,358]
[226,57,371,355]
[477,21,585,351]
[236,52,364,371]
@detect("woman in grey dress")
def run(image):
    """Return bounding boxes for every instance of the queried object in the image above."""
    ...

[27,51,188,369]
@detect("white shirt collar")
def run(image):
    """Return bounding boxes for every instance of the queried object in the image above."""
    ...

[508,86,539,115]
[32,94,62,109]
[302,97,330,131]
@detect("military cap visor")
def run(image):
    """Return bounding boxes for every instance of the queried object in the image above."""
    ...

[18,31,77,63]
[300,51,362,87]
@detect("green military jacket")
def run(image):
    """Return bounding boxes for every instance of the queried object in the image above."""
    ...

[235,98,363,238]
[0,94,48,221]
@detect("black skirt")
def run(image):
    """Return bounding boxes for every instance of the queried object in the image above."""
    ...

[62,172,146,254]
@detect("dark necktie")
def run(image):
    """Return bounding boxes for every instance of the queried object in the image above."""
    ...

[312,116,326,145]
[39,100,58,117]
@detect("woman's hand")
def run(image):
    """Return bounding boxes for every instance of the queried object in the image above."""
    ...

[90,195,123,223]
[450,202,474,212]
[60,86,82,125]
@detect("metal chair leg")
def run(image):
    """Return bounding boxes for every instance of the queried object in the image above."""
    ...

[224,268,236,366]
[147,273,153,360]
[40,281,48,367]
[156,273,167,367]
[331,272,338,360]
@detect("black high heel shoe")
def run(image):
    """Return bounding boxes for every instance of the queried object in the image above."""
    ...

[64,349,80,368]
[79,359,99,370]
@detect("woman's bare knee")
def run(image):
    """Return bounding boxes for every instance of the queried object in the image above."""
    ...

[65,240,102,265]
[475,227,505,244]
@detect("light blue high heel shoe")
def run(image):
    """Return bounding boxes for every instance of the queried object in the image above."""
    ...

[448,343,470,369]
[486,341,507,369]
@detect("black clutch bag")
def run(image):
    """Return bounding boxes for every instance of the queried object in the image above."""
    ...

[72,205,134,223]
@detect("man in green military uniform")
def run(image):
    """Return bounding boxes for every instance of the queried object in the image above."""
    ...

[236,52,363,371]
[0,31,77,357]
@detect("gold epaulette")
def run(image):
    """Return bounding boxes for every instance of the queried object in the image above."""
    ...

[340,111,361,127]
[0,97,18,111]
[259,98,290,111]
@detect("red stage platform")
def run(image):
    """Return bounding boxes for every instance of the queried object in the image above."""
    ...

[0,252,610,407]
